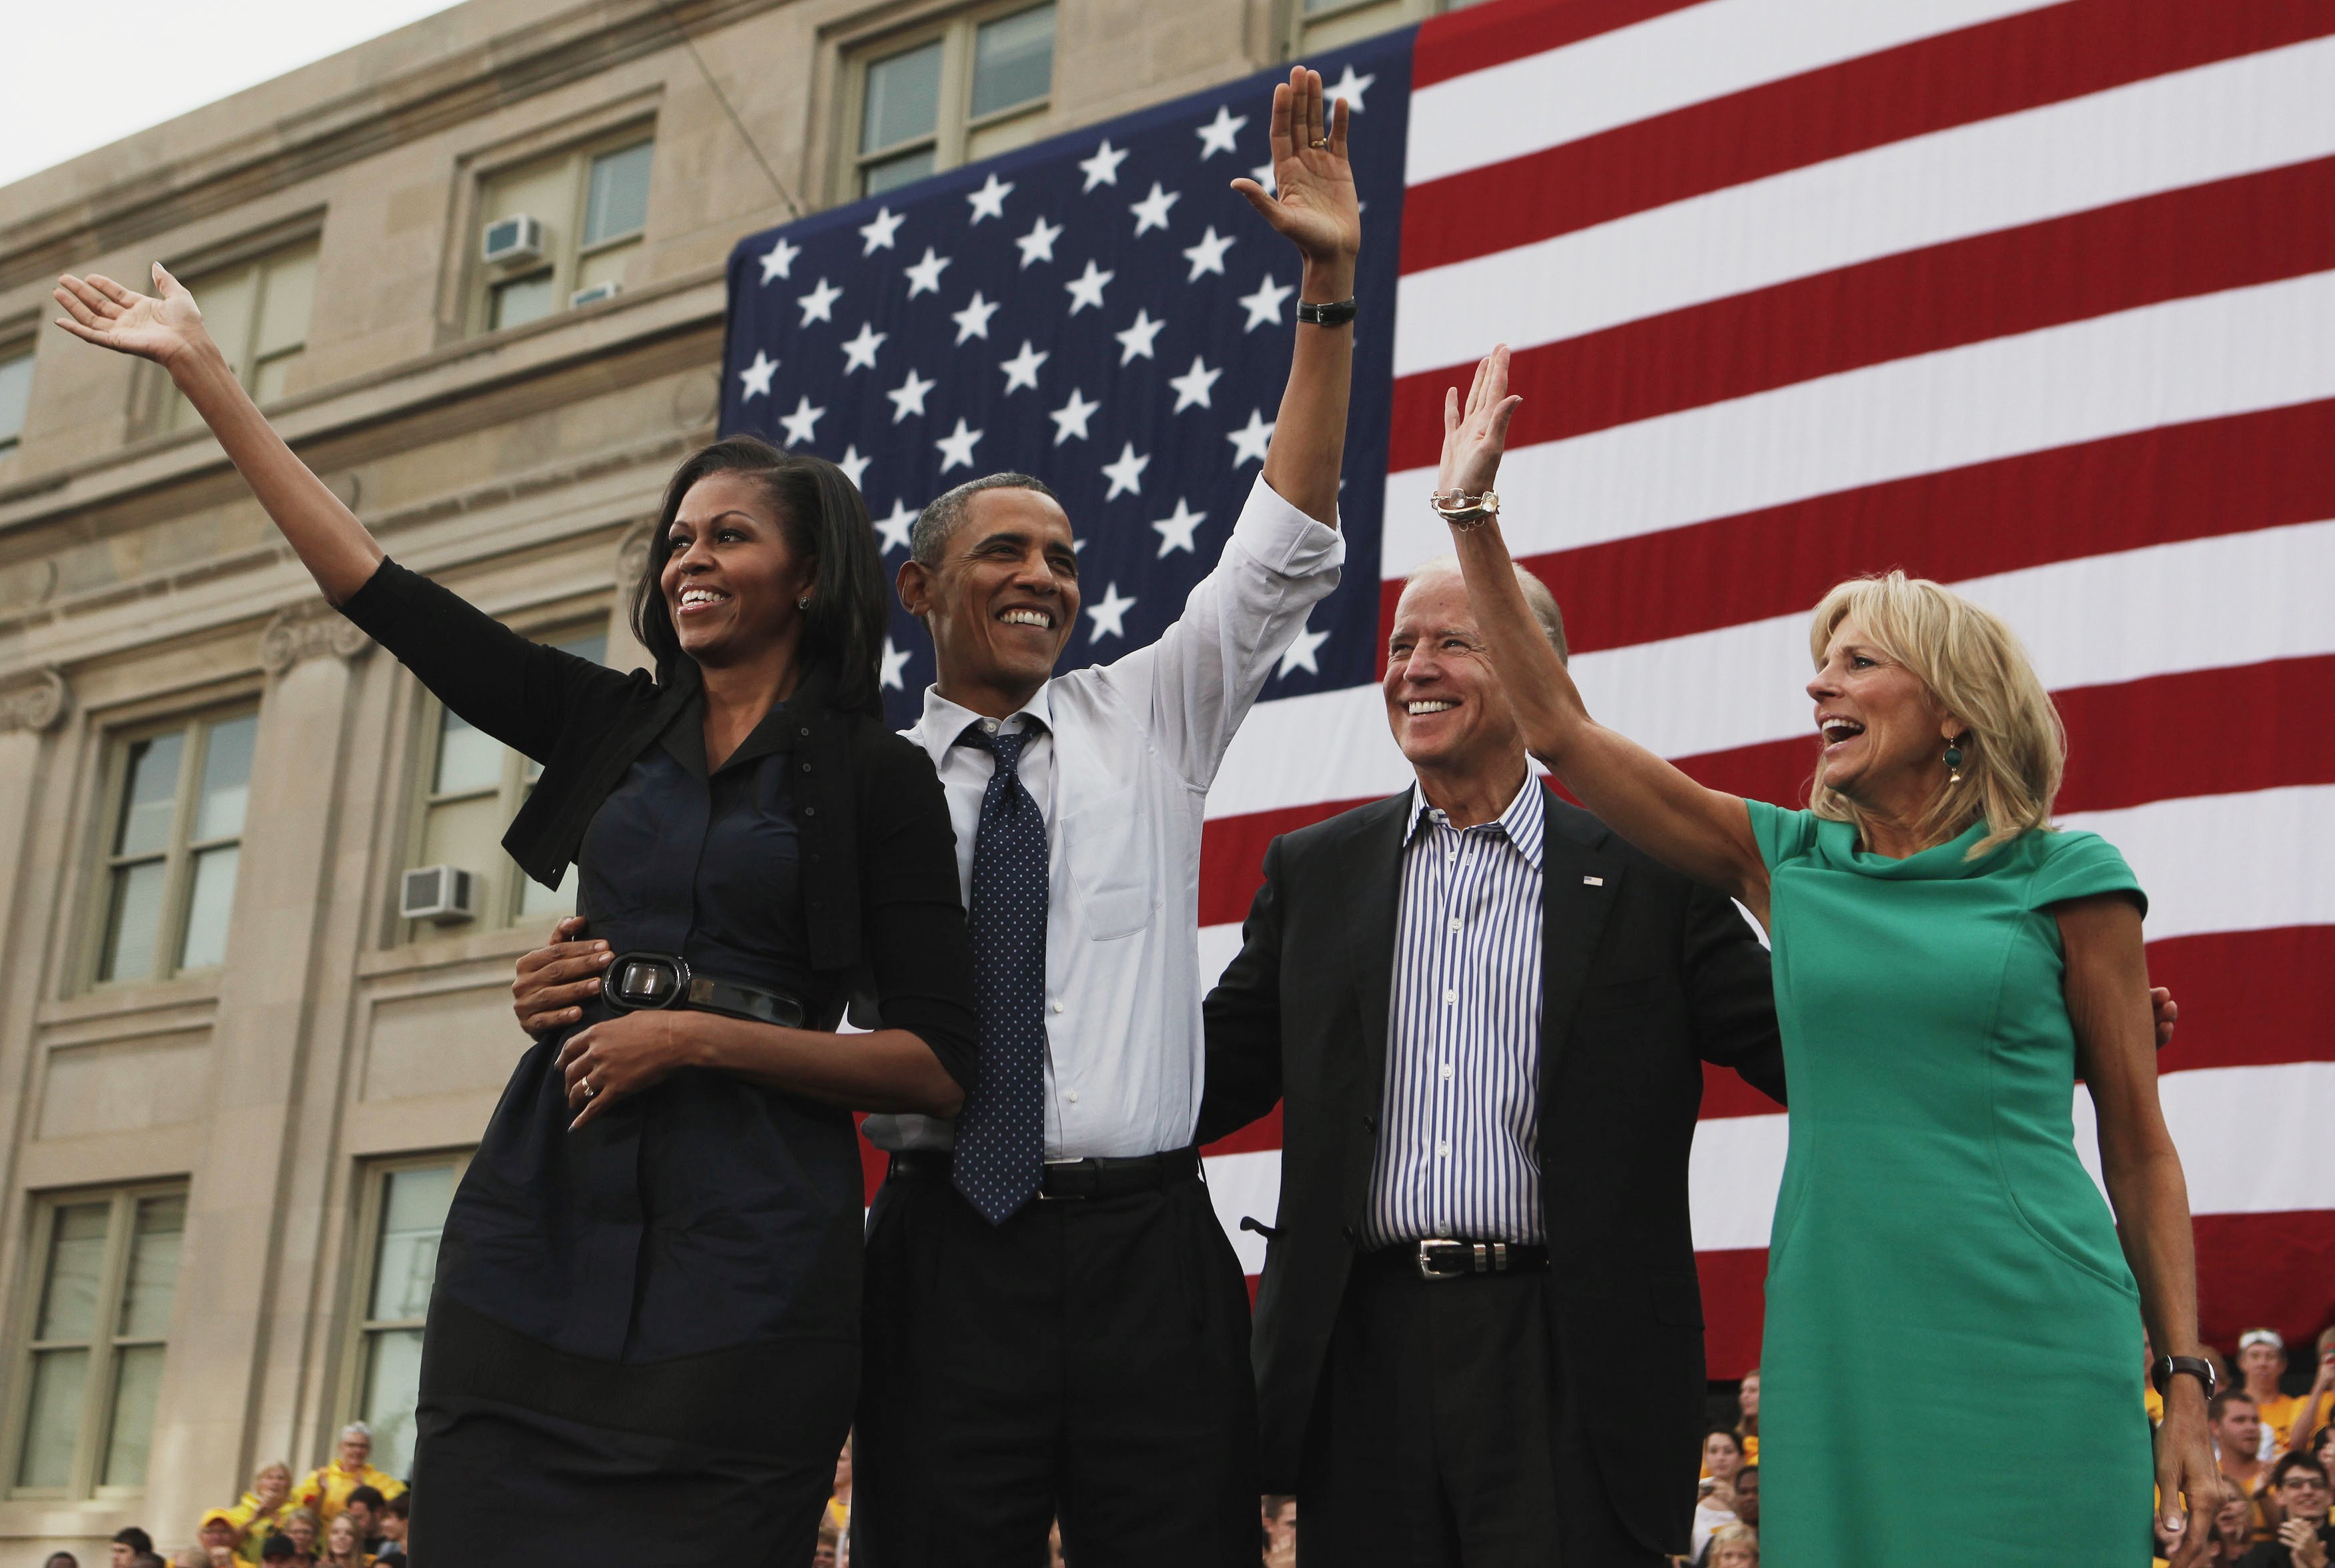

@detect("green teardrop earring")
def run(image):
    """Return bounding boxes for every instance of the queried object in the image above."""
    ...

[1943,742,1965,784]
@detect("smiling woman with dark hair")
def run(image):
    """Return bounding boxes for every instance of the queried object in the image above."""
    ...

[51,267,975,1567]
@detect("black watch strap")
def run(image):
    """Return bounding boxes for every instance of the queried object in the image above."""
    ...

[2152,1354,2217,1398]
[1296,297,1358,327]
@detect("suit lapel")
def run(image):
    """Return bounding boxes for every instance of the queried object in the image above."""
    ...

[1538,812,1628,1096]
[1346,792,1414,1106]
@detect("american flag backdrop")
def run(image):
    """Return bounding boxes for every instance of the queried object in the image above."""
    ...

[725,0,2335,1376]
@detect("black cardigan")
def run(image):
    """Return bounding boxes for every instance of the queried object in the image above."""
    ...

[339,558,977,1086]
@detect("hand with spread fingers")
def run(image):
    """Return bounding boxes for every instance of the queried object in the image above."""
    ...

[512,915,615,1036]
[53,263,214,371]
[1230,66,1361,278]
[557,1008,700,1130]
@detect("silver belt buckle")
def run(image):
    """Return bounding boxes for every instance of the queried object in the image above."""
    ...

[1414,1239,1508,1280]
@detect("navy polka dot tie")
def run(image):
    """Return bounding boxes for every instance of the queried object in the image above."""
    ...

[951,722,1048,1225]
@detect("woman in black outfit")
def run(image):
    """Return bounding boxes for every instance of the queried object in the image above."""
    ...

[54,265,977,1565]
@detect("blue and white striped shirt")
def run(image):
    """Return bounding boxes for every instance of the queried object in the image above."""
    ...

[1360,776,1547,1248]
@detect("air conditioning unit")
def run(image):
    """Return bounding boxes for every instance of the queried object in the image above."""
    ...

[481,215,545,267]
[570,280,622,308]
[400,865,477,924]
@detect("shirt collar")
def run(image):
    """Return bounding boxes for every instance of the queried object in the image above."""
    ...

[916,680,1053,766]
[1404,772,1546,872]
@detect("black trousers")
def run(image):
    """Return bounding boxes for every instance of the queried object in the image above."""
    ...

[1296,1263,1665,1568]
[853,1160,1260,1567]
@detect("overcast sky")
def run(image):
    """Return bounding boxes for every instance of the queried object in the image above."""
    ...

[1,0,465,193]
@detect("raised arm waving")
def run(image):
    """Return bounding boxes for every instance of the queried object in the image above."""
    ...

[55,263,382,604]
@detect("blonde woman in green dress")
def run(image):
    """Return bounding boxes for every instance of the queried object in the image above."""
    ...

[1426,347,2224,1564]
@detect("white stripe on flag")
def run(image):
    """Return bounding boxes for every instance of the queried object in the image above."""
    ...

[1567,519,2335,762]
[1396,33,2335,374]
[1403,0,2055,185]
[1383,268,2335,570]
[2061,786,2335,944]
[1202,1147,1284,1273]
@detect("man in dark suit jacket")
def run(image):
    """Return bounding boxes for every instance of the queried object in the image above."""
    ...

[1197,558,1785,1564]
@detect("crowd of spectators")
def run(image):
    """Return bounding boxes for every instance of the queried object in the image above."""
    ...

[33,1325,2334,1567]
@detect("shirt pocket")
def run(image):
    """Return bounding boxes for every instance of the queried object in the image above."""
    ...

[1058,786,1157,940]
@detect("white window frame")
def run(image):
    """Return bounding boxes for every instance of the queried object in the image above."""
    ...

[472,125,658,336]
[85,704,260,990]
[842,0,1056,199]
[334,1152,471,1481]
[2,1184,187,1501]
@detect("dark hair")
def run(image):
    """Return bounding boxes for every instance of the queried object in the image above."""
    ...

[347,1486,385,1509]
[1704,1425,1744,1452]
[260,1536,297,1562]
[113,1530,153,1552]
[911,472,1060,566]
[2273,1451,2332,1490]
[631,438,890,717]
[43,1553,79,1568]
[385,1492,410,1519]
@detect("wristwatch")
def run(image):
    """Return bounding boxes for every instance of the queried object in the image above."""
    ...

[1295,297,1358,327]
[2152,1355,2218,1399]
[1429,490,1500,530]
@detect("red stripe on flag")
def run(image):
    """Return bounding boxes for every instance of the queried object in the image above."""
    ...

[1410,0,1707,89]
[1400,0,2335,275]
[1388,159,2335,473]
[1693,1211,2335,1377]
[1368,400,2335,659]
[1199,795,1384,928]
[2151,926,2335,1075]
[1668,656,2335,814]
[1203,1102,1286,1158]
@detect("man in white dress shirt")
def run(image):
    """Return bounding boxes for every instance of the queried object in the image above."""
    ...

[849,68,1360,1568]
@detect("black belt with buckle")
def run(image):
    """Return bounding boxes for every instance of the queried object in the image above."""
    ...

[603,951,805,1030]
[887,1146,1201,1201]
[1360,1239,1552,1281]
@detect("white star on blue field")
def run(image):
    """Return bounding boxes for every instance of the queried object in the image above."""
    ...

[723,37,1410,722]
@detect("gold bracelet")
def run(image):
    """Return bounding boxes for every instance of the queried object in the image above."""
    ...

[1429,490,1500,530]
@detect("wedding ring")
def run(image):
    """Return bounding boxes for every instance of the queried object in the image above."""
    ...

[1310,137,1328,148]
[582,1080,598,1100]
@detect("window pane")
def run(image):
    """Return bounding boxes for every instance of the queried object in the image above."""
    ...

[863,148,937,197]
[117,1195,185,1339]
[99,858,169,980]
[254,247,318,360]
[0,349,32,446]
[193,265,260,380]
[861,40,943,154]
[360,1328,426,1482]
[114,732,185,858]
[177,846,238,970]
[583,142,654,247]
[100,1343,166,1487]
[15,1349,89,1488]
[490,271,557,331]
[35,1203,111,1341]
[194,714,257,841]
[972,4,1054,119]
[101,860,169,982]
[517,860,578,918]
[432,708,504,796]
[370,1166,455,1323]
[252,351,299,405]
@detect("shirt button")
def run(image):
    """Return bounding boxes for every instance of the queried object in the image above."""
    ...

[1446,850,1457,862]
[1051,1001,1064,1014]
[982,718,999,733]
[1440,1062,1452,1080]
[1448,918,1462,935]
[1066,1089,1080,1104]
[1436,1141,1450,1158]
[1443,988,1457,1004]
[1436,1223,1451,1239]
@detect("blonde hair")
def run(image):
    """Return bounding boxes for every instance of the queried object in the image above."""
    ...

[1709,1523,1759,1564]
[1807,572,2061,860]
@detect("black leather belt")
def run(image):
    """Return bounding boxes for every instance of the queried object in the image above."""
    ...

[1359,1239,1552,1281]
[603,951,805,1029]
[888,1146,1201,1201]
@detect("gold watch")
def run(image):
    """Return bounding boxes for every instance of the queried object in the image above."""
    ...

[1429,490,1500,530]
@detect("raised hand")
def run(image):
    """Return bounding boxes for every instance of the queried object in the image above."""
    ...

[1230,67,1360,275]
[53,263,213,371]
[1439,344,1523,498]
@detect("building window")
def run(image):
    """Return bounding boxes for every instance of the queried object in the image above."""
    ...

[850,2,1055,198]
[409,623,605,930]
[8,1187,185,1499]
[1292,0,1454,53]
[93,708,258,985]
[476,133,655,333]
[0,341,32,467]
[163,242,318,431]
[343,1156,464,1481]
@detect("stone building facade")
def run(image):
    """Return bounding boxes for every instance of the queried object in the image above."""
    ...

[0,0,1440,1554]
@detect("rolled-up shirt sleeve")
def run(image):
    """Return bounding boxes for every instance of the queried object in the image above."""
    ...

[1093,472,1344,790]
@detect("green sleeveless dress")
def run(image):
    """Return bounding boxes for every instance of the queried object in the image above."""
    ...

[1745,804,2154,1563]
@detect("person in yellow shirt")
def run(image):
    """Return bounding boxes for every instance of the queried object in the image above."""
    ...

[225,1462,296,1563]
[2283,1329,2335,1457]
[294,1425,405,1527]
[2241,1330,2312,1457]
[825,1437,851,1536]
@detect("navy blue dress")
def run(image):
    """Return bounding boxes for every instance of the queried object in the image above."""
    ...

[336,559,975,1568]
